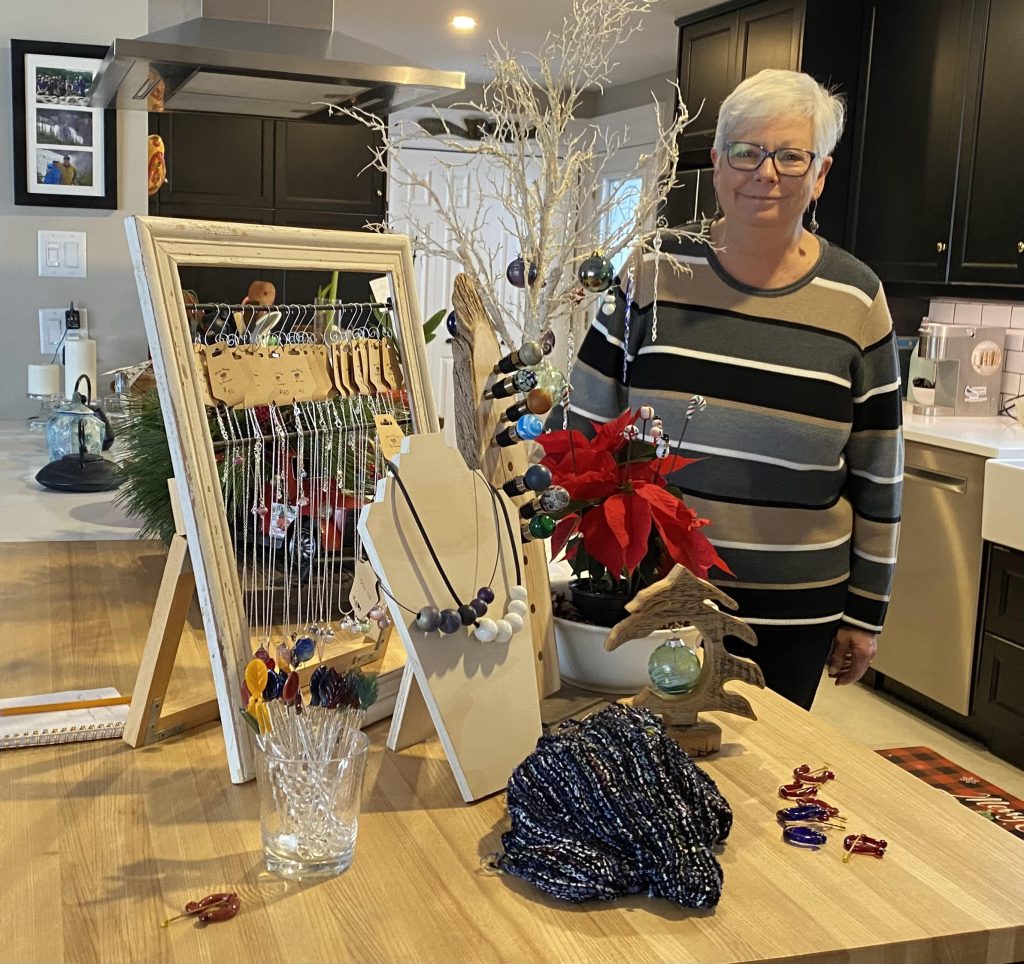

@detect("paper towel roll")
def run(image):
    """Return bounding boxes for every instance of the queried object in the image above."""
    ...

[28,363,60,396]
[64,337,97,401]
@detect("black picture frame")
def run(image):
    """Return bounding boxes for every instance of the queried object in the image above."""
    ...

[10,39,117,209]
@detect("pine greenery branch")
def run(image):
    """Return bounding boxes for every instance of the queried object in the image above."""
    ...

[113,390,177,544]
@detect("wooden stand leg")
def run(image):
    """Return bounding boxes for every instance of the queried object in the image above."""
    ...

[123,534,219,747]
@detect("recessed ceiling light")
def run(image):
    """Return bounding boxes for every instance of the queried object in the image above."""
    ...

[451,15,477,31]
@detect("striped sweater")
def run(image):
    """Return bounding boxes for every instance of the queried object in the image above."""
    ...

[567,230,904,633]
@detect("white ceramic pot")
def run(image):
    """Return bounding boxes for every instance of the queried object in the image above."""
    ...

[554,616,702,694]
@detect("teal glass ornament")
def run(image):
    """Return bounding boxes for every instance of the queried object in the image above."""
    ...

[647,637,702,694]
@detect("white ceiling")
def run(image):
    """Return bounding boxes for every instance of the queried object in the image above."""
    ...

[327,0,715,86]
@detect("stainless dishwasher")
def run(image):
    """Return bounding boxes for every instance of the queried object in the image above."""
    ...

[872,440,986,714]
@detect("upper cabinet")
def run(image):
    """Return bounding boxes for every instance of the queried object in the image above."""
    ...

[849,0,1024,287]
[150,113,386,229]
[675,0,864,245]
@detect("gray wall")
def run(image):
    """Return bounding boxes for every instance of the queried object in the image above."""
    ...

[0,2,149,417]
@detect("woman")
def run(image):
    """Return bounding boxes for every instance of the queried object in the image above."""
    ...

[568,69,903,709]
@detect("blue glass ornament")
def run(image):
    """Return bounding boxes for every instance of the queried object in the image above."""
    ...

[476,587,495,604]
[470,597,488,617]
[308,665,329,706]
[511,369,539,393]
[516,414,543,441]
[446,310,458,336]
[438,609,462,635]
[777,804,835,825]
[292,636,316,664]
[647,637,701,694]
[506,256,538,288]
[523,464,552,492]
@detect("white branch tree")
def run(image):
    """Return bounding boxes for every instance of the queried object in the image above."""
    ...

[328,0,697,349]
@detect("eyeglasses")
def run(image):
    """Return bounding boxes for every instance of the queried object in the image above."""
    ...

[724,141,817,177]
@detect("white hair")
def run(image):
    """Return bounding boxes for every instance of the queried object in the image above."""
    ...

[713,69,846,159]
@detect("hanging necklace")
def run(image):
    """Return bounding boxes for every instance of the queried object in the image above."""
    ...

[380,461,528,643]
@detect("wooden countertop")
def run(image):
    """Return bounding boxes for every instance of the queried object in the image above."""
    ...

[3,541,1024,964]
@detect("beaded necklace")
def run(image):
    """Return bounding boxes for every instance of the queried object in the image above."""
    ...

[381,461,528,643]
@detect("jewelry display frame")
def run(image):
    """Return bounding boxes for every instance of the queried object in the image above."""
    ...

[125,216,438,783]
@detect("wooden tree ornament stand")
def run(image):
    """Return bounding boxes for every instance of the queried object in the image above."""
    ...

[604,565,766,756]
[123,483,390,749]
[448,272,559,698]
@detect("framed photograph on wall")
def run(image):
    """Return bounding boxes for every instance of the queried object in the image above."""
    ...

[11,39,117,209]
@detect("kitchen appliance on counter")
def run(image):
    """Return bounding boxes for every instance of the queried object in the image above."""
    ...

[908,322,1005,416]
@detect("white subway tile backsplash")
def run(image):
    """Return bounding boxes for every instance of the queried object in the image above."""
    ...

[1005,350,1024,375]
[1002,372,1022,396]
[1005,330,1024,351]
[982,303,1014,327]
[928,300,956,323]
[1012,306,1024,329]
[953,302,984,325]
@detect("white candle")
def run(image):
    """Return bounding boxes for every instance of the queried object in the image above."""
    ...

[28,363,60,396]
[64,337,97,401]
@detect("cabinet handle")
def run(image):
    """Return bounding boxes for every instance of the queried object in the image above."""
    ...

[936,241,948,253]
[376,189,383,197]
[1017,241,1024,254]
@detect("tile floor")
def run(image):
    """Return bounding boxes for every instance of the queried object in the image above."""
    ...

[813,674,1024,800]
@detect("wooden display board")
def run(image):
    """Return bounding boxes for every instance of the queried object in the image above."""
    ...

[125,217,438,784]
[358,432,543,802]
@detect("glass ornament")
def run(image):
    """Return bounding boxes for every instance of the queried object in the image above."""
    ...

[528,513,556,539]
[647,637,701,694]
[512,369,539,393]
[446,310,458,336]
[507,598,530,618]
[494,619,513,643]
[523,464,552,492]
[504,612,524,633]
[470,597,488,618]
[416,605,441,632]
[506,255,538,288]
[458,604,478,626]
[474,618,498,643]
[538,485,570,512]
[539,329,556,354]
[292,636,316,664]
[509,585,528,601]
[638,404,655,421]
[655,439,671,458]
[578,253,615,292]
[476,587,495,604]
[621,424,640,440]
[439,609,462,634]
[531,360,567,397]
[516,414,544,440]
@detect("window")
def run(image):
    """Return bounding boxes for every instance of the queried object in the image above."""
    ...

[601,175,643,274]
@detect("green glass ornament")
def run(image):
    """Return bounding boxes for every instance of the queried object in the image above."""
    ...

[578,253,615,292]
[528,513,556,538]
[532,359,567,397]
[647,637,701,694]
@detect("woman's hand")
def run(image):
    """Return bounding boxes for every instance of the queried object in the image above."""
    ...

[827,627,877,685]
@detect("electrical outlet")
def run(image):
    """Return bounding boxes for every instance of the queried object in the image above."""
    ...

[38,307,88,354]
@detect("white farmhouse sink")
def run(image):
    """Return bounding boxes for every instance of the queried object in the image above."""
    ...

[983,459,1024,551]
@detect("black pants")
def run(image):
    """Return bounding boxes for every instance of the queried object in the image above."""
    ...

[723,622,840,710]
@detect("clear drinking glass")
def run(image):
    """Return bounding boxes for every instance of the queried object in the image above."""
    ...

[257,730,369,880]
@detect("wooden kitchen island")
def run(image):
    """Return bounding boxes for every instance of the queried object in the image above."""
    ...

[3,541,1024,964]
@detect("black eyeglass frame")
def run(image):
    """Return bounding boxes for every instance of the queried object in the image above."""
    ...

[723,141,818,177]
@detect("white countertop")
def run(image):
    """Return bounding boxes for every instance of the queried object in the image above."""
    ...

[983,459,1024,551]
[902,404,1024,458]
[0,421,142,542]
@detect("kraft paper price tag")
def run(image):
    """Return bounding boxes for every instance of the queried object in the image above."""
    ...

[241,348,277,408]
[373,413,406,461]
[305,345,334,401]
[349,556,381,621]
[281,347,317,403]
[193,344,218,409]
[205,345,246,407]
[331,342,354,396]
[382,337,404,391]
[350,339,372,396]
[366,338,387,393]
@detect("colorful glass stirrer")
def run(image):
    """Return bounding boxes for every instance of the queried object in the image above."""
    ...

[161,892,241,927]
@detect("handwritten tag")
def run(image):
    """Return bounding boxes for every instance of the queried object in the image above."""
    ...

[193,344,218,408]
[205,346,246,407]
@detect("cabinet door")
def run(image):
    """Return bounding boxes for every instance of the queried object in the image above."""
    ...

[849,0,975,283]
[735,0,803,82]
[273,121,385,216]
[151,113,274,210]
[951,0,1024,284]
[677,11,737,165]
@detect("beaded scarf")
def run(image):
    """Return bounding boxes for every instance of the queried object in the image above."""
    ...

[498,704,732,908]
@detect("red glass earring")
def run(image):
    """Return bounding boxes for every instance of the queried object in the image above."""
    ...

[793,763,835,784]
[842,833,887,862]
[779,782,820,800]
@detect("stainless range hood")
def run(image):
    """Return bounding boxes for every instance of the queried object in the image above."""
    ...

[89,1,465,118]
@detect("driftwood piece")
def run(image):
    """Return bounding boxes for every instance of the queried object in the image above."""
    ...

[449,272,559,697]
[605,565,766,755]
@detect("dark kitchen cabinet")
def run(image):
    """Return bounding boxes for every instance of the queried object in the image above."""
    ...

[849,0,1024,287]
[950,0,1024,284]
[149,113,385,228]
[675,0,865,244]
[974,544,1024,768]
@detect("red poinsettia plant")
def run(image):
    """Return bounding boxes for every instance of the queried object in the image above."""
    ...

[538,408,729,594]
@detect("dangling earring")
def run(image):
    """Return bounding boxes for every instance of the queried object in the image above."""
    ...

[808,198,819,235]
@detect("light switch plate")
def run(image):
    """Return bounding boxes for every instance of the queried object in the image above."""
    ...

[38,307,88,354]
[37,230,87,278]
